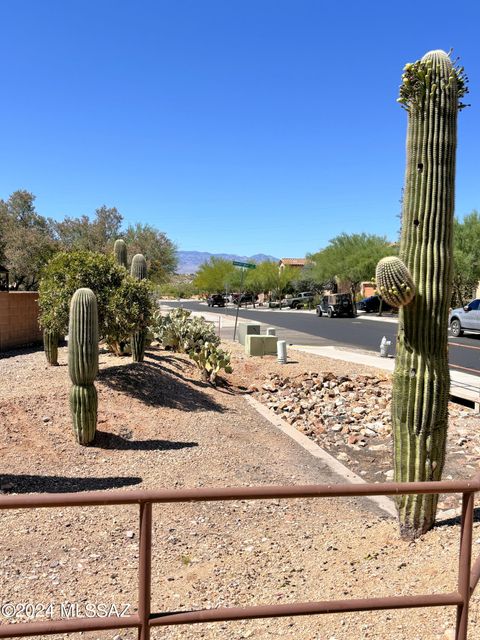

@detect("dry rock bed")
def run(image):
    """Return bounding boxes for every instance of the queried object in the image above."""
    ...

[0,343,479,640]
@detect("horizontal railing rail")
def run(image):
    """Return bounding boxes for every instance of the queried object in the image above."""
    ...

[0,471,479,640]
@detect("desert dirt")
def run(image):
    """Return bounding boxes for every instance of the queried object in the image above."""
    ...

[0,339,479,640]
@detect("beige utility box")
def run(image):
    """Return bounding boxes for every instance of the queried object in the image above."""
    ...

[245,335,278,357]
[237,322,261,345]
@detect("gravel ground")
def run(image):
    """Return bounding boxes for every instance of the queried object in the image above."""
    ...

[0,342,479,640]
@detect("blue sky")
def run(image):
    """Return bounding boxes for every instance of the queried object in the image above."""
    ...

[0,1,478,258]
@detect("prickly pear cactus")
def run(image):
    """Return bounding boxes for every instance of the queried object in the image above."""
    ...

[44,329,60,366]
[390,50,468,539]
[114,239,128,268]
[130,253,148,361]
[68,288,98,445]
[189,342,232,384]
[131,254,147,281]
[375,256,415,308]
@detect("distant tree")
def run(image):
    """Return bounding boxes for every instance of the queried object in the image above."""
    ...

[452,211,480,306]
[290,265,324,294]
[243,261,295,300]
[193,257,236,294]
[308,233,395,297]
[53,205,123,253]
[123,223,178,284]
[0,190,57,290]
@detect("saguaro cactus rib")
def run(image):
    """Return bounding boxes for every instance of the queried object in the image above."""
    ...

[390,49,466,539]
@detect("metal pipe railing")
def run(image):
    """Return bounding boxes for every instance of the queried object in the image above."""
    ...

[0,471,478,640]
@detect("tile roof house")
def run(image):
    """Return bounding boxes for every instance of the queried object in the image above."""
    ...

[278,258,311,270]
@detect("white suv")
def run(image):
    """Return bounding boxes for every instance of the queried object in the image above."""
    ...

[449,299,480,337]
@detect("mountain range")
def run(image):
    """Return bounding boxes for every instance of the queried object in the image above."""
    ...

[176,251,279,274]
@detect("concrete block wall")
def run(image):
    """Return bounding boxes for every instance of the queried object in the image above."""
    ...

[0,292,43,352]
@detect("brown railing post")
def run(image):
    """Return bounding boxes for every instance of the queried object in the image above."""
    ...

[456,491,474,640]
[138,502,152,640]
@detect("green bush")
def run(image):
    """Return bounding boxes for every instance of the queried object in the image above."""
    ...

[106,276,153,355]
[39,251,153,356]
[39,251,126,336]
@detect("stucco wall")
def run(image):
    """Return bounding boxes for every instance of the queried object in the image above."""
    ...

[0,292,42,352]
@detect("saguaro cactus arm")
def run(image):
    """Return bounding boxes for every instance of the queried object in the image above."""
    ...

[375,256,415,308]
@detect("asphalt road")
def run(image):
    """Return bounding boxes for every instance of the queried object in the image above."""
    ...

[162,300,480,378]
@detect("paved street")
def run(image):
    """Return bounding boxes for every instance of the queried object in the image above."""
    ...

[161,300,480,378]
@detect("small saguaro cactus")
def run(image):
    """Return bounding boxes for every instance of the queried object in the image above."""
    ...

[131,254,148,281]
[43,329,60,366]
[130,253,148,362]
[375,256,415,308]
[68,288,99,445]
[382,49,468,539]
[113,239,128,268]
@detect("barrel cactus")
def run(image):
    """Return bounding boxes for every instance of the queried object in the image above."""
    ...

[114,239,128,268]
[68,288,99,445]
[375,256,415,308]
[130,253,148,362]
[131,254,148,281]
[385,50,468,539]
[43,329,60,366]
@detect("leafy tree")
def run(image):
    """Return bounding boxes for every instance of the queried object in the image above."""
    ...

[244,261,273,295]
[193,257,236,294]
[52,206,123,253]
[308,233,396,296]
[452,211,480,306]
[123,223,178,284]
[243,261,296,300]
[0,190,57,290]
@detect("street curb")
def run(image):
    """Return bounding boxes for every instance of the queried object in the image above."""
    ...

[243,394,397,518]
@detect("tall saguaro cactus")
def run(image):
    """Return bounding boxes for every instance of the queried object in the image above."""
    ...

[130,254,148,362]
[114,239,128,268]
[68,288,99,445]
[386,50,468,539]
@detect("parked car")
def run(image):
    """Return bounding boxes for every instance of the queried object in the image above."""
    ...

[449,299,480,337]
[232,292,257,305]
[357,295,393,313]
[316,293,355,318]
[280,292,315,309]
[207,294,225,307]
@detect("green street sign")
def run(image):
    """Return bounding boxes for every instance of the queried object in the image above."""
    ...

[233,261,256,269]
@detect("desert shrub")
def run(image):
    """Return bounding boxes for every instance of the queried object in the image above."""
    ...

[39,251,126,336]
[106,276,153,355]
[39,251,153,354]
